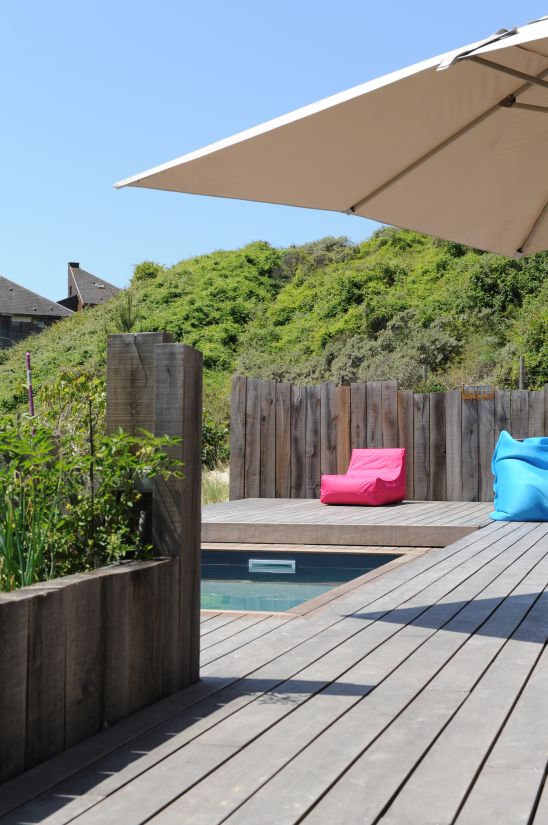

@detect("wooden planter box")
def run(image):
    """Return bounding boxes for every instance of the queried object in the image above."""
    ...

[0,558,181,782]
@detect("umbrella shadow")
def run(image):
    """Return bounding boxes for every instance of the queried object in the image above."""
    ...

[351,590,548,643]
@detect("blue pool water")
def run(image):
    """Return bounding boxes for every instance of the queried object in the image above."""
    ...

[201,549,398,612]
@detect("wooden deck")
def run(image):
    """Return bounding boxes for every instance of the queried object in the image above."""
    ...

[1,519,546,824]
[202,498,493,547]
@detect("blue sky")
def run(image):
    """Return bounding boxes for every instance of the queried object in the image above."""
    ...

[1,1,546,299]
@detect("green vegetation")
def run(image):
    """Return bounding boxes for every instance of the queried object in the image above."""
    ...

[1,228,543,588]
[0,230,545,450]
[0,374,181,591]
[202,469,230,505]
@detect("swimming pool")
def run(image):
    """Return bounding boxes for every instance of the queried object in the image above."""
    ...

[201,549,399,612]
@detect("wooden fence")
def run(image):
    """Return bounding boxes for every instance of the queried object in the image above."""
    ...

[0,333,203,782]
[230,377,548,503]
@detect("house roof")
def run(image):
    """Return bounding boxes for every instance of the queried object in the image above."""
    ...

[0,275,73,318]
[69,265,120,306]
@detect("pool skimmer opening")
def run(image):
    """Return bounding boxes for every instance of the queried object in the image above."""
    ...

[248,559,296,575]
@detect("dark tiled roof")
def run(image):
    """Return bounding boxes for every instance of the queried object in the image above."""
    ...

[70,266,120,306]
[0,275,73,317]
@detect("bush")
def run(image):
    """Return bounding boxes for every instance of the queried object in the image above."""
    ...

[202,417,230,470]
[0,373,181,591]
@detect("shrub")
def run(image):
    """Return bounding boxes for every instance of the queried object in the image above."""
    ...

[0,373,181,591]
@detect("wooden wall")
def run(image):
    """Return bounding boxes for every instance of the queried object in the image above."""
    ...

[0,559,179,782]
[230,377,548,503]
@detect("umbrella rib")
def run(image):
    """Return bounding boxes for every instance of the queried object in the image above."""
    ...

[348,63,548,215]
[511,101,548,113]
[516,194,548,254]
[467,56,548,89]
[516,43,548,60]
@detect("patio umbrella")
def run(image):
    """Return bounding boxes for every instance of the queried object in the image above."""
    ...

[116,17,548,257]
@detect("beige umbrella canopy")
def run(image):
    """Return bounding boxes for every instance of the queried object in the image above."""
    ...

[116,17,548,257]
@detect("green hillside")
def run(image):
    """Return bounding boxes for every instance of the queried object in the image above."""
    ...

[0,229,546,441]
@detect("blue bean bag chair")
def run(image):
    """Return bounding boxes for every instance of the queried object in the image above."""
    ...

[491,430,548,521]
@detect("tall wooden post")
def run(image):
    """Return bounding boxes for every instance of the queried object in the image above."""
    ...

[106,332,173,434]
[153,344,203,686]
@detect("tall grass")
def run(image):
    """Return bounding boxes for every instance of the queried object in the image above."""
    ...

[202,469,229,505]
[0,478,62,590]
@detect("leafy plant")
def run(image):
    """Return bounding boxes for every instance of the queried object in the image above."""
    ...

[202,416,230,470]
[0,375,182,592]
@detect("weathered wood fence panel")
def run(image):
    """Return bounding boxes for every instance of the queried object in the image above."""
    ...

[230,377,548,503]
[0,560,179,782]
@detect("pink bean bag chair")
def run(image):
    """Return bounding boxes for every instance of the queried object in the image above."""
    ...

[320,448,406,506]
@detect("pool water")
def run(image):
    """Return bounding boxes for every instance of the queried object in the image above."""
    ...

[201,549,398,612]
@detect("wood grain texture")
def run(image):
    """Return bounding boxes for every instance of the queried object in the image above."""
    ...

[381,380,398,447]
[462,392,479,501]
[366,381,383,448]
[64,576,102,749]
[445,388,462,502]
[126,566,157,715]
[429,393,446,501]
[290,385,306,498]
[413,393,430,501]
[102,569,131,726]
[320,383,337,475]
[244,378,261,498]
[230,379,546,504]
[350,383,367,450]
[510,389,529,439]
[25,585,66,769]
[151,560,181,700]
[153,344,202,686]
[106,332,172,436]
[478,394,495,502]
[528,390,545,436]
[259,380,276,497]
[335,385,351,473]
[397,390,414,500]
[0,594,29,781]
[275,382,291,498]
[494,389,511,442]
[305,385,321,498]
[202,521,479,547]
[0,561,184,785]
[229,375,247,500]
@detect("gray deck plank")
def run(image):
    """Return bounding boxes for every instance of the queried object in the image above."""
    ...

[532,777,548,824]
[16,525,533,825]
[64,528,527,825]
[200,616,294,666]
[383,590,548,823]
[200,612,221,623]
[180,528,548,825]
[201,498,492,547]
[0,524,512,823]
[0,523,538,825]
[139,529,547,825]
[200,615,275,650]
[135,526,546,825]
[456,643,548,825]
[198,613,243,634]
